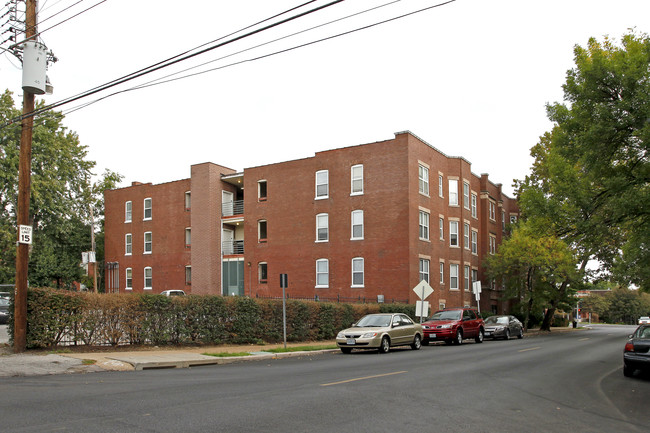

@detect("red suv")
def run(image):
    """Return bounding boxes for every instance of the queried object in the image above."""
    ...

[421,308,484,345]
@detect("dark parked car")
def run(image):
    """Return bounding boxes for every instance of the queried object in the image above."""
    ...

[0,297,9,324]
[623,324,650,377]
[336,313,423,354]
[421,308,484,345]
[484,315,524,340]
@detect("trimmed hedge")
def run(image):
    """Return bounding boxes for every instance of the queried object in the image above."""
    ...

[10,288,417,349]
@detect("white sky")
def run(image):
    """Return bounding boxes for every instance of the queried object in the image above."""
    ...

[1,0,648,196]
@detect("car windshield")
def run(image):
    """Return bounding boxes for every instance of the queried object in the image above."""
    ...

[356,315,392,327]
[428,310,462,321]
[635,326,650,339]
[485,316,509,325]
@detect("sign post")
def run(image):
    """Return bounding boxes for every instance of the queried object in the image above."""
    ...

[413,280,434,323]
[472,281,482,315]
[280,274,288,348]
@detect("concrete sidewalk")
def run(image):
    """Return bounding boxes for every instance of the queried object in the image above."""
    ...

[0,341,339,377]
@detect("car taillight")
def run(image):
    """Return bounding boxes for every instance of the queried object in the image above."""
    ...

[624,342,634,352]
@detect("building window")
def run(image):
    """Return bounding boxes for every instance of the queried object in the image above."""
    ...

[351,210,364,240]
[449,180,458,206]
[185,191,191,210]
[450,264,459,290]
[419,164,429,196]
[464,223,470,250]
[472,230,478,254]
[463,182,470,210]
[316,259,329,288]
[489,201,496,221]
[316,213,329,242]
[489,234,497,254]
[449,221,459,247]
[125,233,132,255]
[185,228,191,247]
[185,266,191,285]
[472,269,479,287]
[439,217,444,240]
[438,174,443,197]
[502,211,506,231]
[352,257,364,287]
[419,211,429,240]
[510,215,518,224]
[419,259,430,283]
[315,170,328,199]
[258,180,267,201]
[439,262,444,285]
[351,164,363,195]
[144,198,152,220]
[125,201,132,223]
[125,268,132,290]
[259,262,268,284]
[471,193,477,218]
[258,220,267,242]
[144,267,152,290]
[464,265,470,290]
[144,232,152,254]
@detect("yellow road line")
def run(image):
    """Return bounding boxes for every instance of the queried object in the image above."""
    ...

[321,371,408,386]
[518,346,541,352]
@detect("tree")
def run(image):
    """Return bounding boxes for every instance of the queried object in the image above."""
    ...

[0,89,122,287]
[516,31,650,291]
[484,221,578,331]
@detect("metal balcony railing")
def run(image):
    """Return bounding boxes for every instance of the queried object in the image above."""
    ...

[223,240,244,255]
[222,200,244,217]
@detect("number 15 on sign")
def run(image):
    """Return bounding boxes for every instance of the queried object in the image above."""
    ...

[19,225,32,245]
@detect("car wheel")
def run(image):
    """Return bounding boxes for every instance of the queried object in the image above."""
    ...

[379,336,390,354]
[340,347,352,354]
[454,329,463,345]
[517,328,524,339]
[475,329,484,343]
[411,334,422,350]
[623,364,635,377]
[505,329,511,340]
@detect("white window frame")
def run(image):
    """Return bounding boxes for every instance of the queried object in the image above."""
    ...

[489,201,496,221]
[125,201,132,223]
[143,198,152,221]
[258,262,268,284]
[449,221,459,247]
[489,234,497,254]
[419,211,430,241]
[351,210,364,240]
[316,259,329,288]
[316,213,329,242]
[419,164,429,196]
[464,222,470,250]
[315,170,329,199]
[471,193,477,218]
[258,180,267,201]
[144,231,152,254]
[449,179,458,206]
[439,261,444,285]
[125,268,132,290]
[351,164,363,195]
[185,266,192,285]
[258,220,267,242]
[450,264,459,290]
[463,182,470,209]
[352,257,364,287]
[184,191,191,210]
[144,267,152,290]
[439,217,444,240]
[438,174,444,198]
[125,233,132,256]
[472,230,478,255]
[464,265,470,290]
[419,258,430,283]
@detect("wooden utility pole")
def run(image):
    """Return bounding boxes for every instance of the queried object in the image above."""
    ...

[14,0,37,353]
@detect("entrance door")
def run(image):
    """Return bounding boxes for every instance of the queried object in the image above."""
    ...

[222,191,234,216]
[222,228,234,255]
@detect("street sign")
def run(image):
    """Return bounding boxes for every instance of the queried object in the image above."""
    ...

[413,280,434,300]
[416,300,429,318]
[18,225,32,245]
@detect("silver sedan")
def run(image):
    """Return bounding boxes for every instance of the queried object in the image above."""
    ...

[483,315,523,340]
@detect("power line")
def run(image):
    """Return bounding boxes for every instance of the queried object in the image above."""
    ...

[2,0,344,127]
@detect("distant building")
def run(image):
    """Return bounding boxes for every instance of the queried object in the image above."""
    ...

[104,131,519,313]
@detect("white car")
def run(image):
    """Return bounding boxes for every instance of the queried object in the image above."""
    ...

[639,317,650,325]
[160,290,186,297]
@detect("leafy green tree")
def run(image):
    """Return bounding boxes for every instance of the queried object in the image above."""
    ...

[485,221,578,330]
[516,31,650,292]
[0,89,122,287]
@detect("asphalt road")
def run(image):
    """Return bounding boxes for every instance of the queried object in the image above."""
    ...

[0,324,648,432]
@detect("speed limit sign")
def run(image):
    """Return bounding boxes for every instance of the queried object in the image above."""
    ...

[19,225,32,245]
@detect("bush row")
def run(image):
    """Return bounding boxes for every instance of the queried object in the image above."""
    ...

[8,288,418,349]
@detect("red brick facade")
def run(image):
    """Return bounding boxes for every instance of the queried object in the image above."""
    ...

[104,131,518,313]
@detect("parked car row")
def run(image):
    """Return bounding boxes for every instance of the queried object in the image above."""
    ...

[623,324,650,378]
[336,308,524,354]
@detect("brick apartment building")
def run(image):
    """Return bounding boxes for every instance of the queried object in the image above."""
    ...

[104,131,519,313]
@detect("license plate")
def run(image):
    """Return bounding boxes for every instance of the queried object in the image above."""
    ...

[346,338,355,345]
[428,334,436,339]
[485,332,492,336]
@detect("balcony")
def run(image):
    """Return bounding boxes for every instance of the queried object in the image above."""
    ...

[223,240,244,255]
[222,200,244,217]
